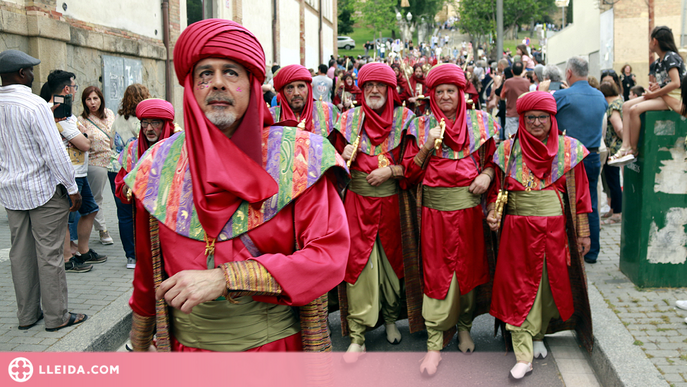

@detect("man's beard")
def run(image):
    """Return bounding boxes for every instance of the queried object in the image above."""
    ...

[289,97,305,113]
[365,93,386,110]
[205,92,237,130]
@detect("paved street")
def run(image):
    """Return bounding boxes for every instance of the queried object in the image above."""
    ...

[0,185,684,386]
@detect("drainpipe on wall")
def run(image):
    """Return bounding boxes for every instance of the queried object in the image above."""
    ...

[318,0,323,65]
[273,0,278,64]
[162,0,172,103]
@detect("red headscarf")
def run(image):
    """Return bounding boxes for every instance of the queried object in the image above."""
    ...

[516,91,560,179]
[410,63,425,96]
[426,64,469,151]
[273,64,314,131]
[357,63,401,146]
[342,72,362,95]
[391,64,410,97]
[135,98,175,158]
[173,19,278,239]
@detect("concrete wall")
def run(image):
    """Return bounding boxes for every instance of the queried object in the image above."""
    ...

[305,7,319,68]
[60,0,163,40]
[243,0,274,65]
[546,0,602,76]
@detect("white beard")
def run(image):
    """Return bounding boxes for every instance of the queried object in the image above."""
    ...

[365,94,387,110]
[206,109,237,130]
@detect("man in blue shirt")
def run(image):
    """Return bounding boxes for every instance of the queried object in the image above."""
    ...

[554,56,608,264]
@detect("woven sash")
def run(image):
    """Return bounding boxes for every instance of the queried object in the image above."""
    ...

[171,298,298,352]
[422,186,481,211]
[349,170,398,197]
[507,190,563,217]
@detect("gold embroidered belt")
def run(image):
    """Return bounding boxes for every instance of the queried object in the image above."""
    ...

[506,190,563,217]
[349,170,398,198]
[422,185,481,211]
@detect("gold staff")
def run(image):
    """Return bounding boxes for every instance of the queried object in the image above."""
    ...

[347,112,365,168]
[434,118,446,152]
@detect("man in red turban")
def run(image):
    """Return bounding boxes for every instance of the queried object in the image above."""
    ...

[486,91,592,379]
[270,64,339,136]
[114,98,176,269]
[123,19,349,353]
[408,63,429,114]
[331,62,415,362]
[402,63,500,375]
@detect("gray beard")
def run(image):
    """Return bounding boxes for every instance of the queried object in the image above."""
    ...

[365,94,386,110]
[206,109,237,131]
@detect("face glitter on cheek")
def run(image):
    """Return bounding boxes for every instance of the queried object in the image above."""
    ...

[236,87,242,92]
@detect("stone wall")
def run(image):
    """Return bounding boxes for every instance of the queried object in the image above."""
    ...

[0,1,181,119]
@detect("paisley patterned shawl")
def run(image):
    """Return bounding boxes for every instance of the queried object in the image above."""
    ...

[117,139,139,173]
[124,127,348,241]
[270,101,340,138]
[335,106,415,155]
[407,110,500,160]
[493,135,589,189]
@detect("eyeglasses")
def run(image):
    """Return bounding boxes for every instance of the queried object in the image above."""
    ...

[601,69,616,76]
[525,114,550,124]
[140,120,164,129]
[364,82,386,91]
[68,84,79,91]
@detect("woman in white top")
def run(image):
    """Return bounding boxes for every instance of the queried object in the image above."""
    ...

[78,86,115,245]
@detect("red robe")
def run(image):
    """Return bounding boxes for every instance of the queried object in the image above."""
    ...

[339,148,405,284]
[403,139,496,299]
[489,163,591,326]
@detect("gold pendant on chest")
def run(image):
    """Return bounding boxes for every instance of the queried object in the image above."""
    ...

[378,154,390,168]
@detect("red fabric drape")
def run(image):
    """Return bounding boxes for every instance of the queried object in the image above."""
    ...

[135,98,175,158]
[173,19,278,239]
[273,65,314,131]
[357,63,401,146]
[515,91,560,179]
[425,64,469,152]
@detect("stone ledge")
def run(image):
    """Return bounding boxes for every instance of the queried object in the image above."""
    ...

[47,290,132,352]
[587,281,669,387]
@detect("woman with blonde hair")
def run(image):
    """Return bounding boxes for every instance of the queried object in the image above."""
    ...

[108,83,150,269]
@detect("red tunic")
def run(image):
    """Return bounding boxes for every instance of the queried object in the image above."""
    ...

[339,146,405,284]
[489,162,591,326]
[403,139,496,299]
[129,175,349,320]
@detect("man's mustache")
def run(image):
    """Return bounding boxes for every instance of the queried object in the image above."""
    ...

[206,93,234,105]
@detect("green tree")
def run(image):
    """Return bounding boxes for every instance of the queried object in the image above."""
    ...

[338,0,356,35]
[457,0,495,57]
[356,0,397,43]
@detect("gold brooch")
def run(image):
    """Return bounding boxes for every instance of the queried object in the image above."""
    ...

[378,154,390,168]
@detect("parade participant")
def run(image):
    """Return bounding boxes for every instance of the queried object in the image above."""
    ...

[333,72,362,112]
[114,98,176,270]
[270,64,339,136]
[403,63,499,375]
[486,91,593,379]
[124,19,349,353]
[408,63,428,114]
[391,63,412,104]
[334,62,415,362]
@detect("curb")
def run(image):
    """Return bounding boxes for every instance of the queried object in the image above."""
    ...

[48,290,132,352]
[587,280,668,387]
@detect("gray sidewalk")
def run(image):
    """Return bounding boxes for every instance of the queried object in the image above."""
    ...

[0,189,684,386]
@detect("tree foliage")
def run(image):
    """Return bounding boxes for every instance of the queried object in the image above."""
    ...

[399,0,448,21]
[456,0,556,42]
[356,0,397,32]
[338,0,356,35]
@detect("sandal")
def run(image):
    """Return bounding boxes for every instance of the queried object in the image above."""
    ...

[45,312,88,332]
[602,214,622,225]
[607,148,637,166]
[18,312,43,330]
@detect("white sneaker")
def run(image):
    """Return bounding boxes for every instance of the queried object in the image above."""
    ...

[510,362,533,379]
[385,322,402,344]
[676,300,687,311]
[126,257,136,269]
[343,343,365,363]
[99,230,114,245]
[533,340,548,358]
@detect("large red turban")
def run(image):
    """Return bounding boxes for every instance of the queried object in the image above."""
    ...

[516,91,560,179]
[357,63,401,146]
[426,64,468,151]
[135,98,175,158]
[173,19,278,239]
[273,65,314,132]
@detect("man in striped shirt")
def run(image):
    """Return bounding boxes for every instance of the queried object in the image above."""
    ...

[0,50,88,332]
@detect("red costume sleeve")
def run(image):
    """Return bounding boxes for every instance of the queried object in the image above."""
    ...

[573,162,592,214]
[401,137,425,185]
[129,201,155,317]
[114,168,130,204]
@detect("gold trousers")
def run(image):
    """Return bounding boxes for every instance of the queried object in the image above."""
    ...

[422,273,475,351]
